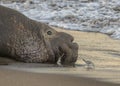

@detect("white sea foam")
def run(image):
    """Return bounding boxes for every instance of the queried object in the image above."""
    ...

[0,0,120,39]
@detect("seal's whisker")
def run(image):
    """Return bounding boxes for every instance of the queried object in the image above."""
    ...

[57,53,64,66]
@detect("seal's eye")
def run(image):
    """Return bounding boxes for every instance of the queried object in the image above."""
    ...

[47,31,52,35]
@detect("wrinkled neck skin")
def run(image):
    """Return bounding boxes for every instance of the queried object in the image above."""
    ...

[9,20,50,63]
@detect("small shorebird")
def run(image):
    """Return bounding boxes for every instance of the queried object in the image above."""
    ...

[82,58,95,70]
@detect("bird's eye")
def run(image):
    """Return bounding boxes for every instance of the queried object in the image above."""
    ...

[47,31,52,35]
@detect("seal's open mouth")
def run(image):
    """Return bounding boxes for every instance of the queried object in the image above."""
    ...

[55,42,78,66]
[56,52,77,66]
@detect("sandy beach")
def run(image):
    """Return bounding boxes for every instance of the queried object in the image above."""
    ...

[0,68,119,86]
[0,0,120,85]
[0,28,120,86]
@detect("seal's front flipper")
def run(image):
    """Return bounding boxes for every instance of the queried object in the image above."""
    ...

[0,57,17,65]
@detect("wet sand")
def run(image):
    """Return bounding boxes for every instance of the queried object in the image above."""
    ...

[0,27,120,85]
[0,68,119,86]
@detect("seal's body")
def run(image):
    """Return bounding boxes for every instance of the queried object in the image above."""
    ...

[0,5,78,65]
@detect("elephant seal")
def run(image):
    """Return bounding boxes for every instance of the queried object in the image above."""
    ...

[0,5,78,66]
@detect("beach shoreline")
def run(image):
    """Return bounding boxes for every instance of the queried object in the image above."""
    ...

[0,0,120,85]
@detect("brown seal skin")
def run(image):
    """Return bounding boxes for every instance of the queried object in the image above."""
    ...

[0,5,78,66]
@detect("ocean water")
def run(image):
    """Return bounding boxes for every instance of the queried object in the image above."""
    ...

[0,0,120,39]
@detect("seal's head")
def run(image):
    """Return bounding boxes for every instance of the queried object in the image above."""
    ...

[40,24,78,66]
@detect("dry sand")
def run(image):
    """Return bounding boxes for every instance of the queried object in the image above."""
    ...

[0,27,120,86]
